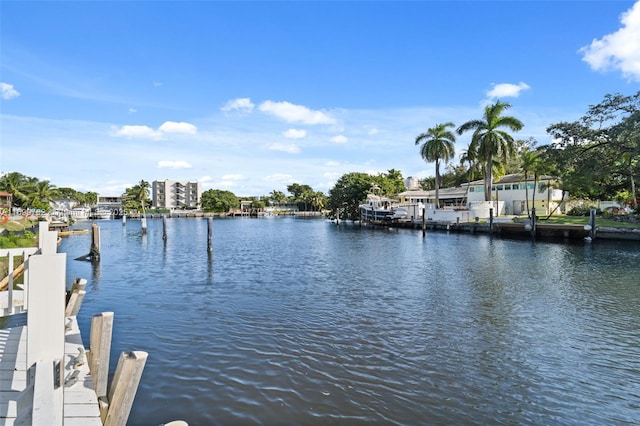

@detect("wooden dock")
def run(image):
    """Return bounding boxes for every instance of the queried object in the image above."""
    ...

[0,222,149,425]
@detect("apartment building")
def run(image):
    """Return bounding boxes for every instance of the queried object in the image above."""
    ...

[152,180,202,209]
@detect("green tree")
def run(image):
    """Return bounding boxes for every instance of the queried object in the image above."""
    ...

[310,191,327,212]
[0,172,30,208]
[546,91,640,201]
[269,190,287,206]
[520,149,540,218]
[122,181,151,213]
[327,172,373,221]
[27,180,57,211]
[457,101,524,201]
[415,122,456,208]
[201,189,239,212]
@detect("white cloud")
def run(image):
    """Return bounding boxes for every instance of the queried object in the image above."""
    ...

[283,128,307,139]
[325,161,340,167]
[486,82,531,99]
[217,180,237,188]
[269,142,301,154]
[221,97,255,112]
[579,1,640,81]
[158,121,197,134]
[157,160,192,169]
[330,135,348,144]
[264,173,293,182]
[323,171,342,179]
[128,108,137,113]
[221,174,244,180]
[112,120,197,140]
[1,82,20,100]
[153,81,163,87]
[112,125,162,140]
[259,100,335,124]
[368,127,379,135]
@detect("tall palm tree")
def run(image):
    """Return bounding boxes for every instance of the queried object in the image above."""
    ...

[520,149,540,218]
[457,101,524,201]
[137,180,150,216]
[415,122,456,208]
[459,146,479,206]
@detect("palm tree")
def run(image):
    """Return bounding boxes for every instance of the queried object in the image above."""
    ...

[457,101,524,201]
[137,180,150,216]
[459,146,479,206]
[415,122,456,208]
[0,172,30,208]
[28,180,57,210]
[520,149,539,218]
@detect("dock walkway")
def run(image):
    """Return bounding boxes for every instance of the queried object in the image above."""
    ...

[0,222,148,425]
[0,315,101,425]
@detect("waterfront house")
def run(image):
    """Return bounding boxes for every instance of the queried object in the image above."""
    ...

[0,192,12,210]
[397,173,567,218]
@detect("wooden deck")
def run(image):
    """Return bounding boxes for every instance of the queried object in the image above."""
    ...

[0,315,101,425]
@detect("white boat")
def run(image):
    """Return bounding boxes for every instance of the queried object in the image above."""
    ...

[357,195,400,220]
[69,207,90,220]
[90,207,112,220]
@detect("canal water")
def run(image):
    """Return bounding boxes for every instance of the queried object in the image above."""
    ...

[59,217,640,425]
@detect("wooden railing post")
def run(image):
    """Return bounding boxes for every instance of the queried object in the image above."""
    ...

[104,351,148,426]
[26,252,66,424]
[88,311,114,399]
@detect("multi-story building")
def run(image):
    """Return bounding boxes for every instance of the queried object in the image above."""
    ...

[152,180,202,210]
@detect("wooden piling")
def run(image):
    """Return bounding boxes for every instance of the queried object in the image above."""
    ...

[141,216,147,235]
[207,217,213,253]
[531,207,537,239]
[163,215,167,241]
[422,207,426,237]
[90,223,101,261]
[589,208,597,240]
[489,208,494,232]
[88,312,114,399]
[104,351,148,426]
[122,214,126,226]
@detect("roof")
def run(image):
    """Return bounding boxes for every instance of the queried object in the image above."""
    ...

[467,173,558,185]
[0,192,12,196]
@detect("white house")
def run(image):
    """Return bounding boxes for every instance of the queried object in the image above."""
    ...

[397,174,567,218]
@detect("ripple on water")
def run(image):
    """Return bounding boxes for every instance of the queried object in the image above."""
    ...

[61,218,640,425]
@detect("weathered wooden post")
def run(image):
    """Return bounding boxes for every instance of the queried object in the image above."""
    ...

[422,207,426,237]
[91,223,101,261]
[207,217,213,253]
[589,207,597,240]
[162,215,168,241]
[489,208,494,234]
[531,207,537,239]
[122,214,126,226]
[89,312,114,400]
[141,215,147,235]
[103,351,148,426]
[65,278,87,317]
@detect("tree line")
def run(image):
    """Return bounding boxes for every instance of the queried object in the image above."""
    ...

[2,91,637,219]
[413,91,640,212]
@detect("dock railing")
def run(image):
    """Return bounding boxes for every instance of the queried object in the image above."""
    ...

[1,221,149,425]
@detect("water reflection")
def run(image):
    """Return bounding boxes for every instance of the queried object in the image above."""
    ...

[59,218,640,425]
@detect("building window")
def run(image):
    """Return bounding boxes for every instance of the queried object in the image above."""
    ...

[512,184,519,190]
[504,184,511,190]
[496,185,503,191]
[469,187,475,192]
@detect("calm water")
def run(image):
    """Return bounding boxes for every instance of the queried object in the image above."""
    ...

[59,217,640,425]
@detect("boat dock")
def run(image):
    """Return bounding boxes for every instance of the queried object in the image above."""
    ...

[0,222,148,425]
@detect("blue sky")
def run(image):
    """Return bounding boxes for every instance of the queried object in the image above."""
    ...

[1,1,639,198]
